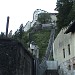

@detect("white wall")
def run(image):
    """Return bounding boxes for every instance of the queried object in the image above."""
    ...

[53,28,75,65]
[50,14,57,23]
[53,28,75,75]
[24,21,31,31]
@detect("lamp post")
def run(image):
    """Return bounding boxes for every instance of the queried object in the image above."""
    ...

[30,41,36,54]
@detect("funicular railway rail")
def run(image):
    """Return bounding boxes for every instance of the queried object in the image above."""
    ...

[0,38,36,75]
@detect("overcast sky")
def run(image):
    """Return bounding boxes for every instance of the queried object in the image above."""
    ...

[0,0,57,34]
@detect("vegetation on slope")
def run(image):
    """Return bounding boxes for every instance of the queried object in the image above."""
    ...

[32,29,50,59]
[13,25,50,59]
[13,12,51,59]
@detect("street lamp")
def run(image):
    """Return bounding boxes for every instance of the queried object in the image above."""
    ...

[30,41,36,54]
[30,41,39,58]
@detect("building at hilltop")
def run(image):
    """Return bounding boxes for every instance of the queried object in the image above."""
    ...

[31,9,47,27]
[31,9,57,27]
[24,9,57,31]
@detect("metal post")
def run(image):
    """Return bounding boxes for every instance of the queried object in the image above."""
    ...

[6,16,10,37]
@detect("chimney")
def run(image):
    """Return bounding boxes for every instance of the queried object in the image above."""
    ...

[6,16,10,37]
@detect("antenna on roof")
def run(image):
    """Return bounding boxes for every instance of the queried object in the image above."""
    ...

[6,16,10,37]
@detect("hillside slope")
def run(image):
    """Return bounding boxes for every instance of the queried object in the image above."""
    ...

[32,29,50,59]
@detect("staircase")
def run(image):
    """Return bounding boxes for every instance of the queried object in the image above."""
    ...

[38,26,59,75]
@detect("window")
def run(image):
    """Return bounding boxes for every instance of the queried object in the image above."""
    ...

[58,66,60,70]
[68,65,71,70]
[63,49,65,58]
[73,64,75,70]
[68,44,70,55]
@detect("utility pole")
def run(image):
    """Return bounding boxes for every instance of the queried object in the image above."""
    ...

[6,16,10,37]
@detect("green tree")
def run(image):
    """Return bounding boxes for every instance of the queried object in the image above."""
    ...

[68,2,75,22]
[13,29,19,40]
[18,24,24,39]
[22,32,29,48]
[0,32,5,38]
[13,24,24,40]
[37,13,51,24]
[56,0,73,31]
[13,24,29,48]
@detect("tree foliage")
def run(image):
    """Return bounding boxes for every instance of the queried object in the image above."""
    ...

[18,24,24,39]
[0,32,6,38]
[32,29,50,59]
[13,24,29,48]
[37,13,51,24]
[0,32,5,38]
[13,24,24,40]
[56,0,73,31]
[68,2,75,22]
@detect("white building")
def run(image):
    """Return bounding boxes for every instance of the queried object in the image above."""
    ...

[31,10,57,27]
[24,21,31,31]
[50,13,57,23]
[53,21,75,75]
[31,9,47,27]
[24,9,57,31]
[42,13,57,29]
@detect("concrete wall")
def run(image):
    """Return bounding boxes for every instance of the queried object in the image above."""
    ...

[53,28,75,75]
[50,13,57,24]
[53,28,75,64]
[0,38,35,75]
